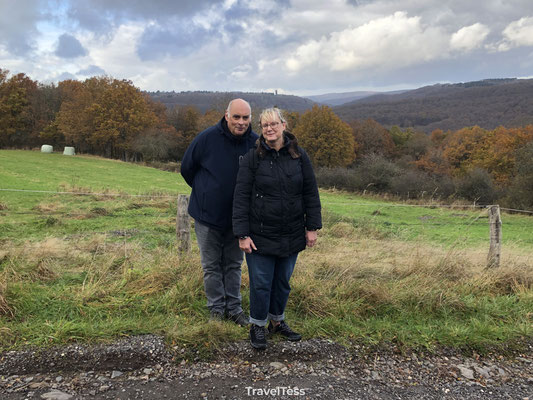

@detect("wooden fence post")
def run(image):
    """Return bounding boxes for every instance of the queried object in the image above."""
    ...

[176,195,191,252]
[487,205,502,268]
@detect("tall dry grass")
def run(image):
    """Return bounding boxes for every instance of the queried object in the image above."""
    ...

[1,218,532,351]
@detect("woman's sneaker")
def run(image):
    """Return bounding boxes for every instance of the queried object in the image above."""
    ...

[250,324,267,350]
[267,321,302,341]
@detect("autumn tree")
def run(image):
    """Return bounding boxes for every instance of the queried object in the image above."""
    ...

[507,141,533,209]
[470,126,533,184]
[293,105,355,168]
[441,126,488,175]
[349,119,395,159]
[56,79,97,153]
[284,110,300,132]
[167,105,201,156]
[57,77,160,160]
[36,83,63,147]
[198,109,221,132]
[0,69,38,148]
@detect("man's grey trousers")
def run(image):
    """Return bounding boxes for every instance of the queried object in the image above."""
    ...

[194,220,244,316]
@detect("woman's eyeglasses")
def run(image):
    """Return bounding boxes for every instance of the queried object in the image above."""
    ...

[261,121,281,130]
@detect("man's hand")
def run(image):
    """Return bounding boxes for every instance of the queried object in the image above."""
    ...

[306,230,318,247]
[239,237,257,254]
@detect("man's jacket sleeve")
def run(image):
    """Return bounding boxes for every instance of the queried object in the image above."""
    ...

[300,149,322,231]
[180,136,200,187]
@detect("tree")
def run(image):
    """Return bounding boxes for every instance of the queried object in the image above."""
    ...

[349,119,395,159]
[0,69,38,148]
[284,110,300,132]
[293,105,355,168]
[57,77,161,159]
[35,83,63,147]
[471,126,533,184]
[506,141,533,209]
[441,126,488,175]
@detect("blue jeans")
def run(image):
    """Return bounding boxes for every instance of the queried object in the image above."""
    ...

[246,252,298,327]
[194,220,244,316]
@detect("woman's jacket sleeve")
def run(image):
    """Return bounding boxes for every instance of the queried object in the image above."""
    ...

[300,149,322,231]
[232,150,254,237]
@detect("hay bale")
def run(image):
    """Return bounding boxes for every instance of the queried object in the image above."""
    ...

[63,146,75,156]
[41,145,53,153]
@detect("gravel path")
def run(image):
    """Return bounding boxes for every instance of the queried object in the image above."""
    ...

[1,335,532,399]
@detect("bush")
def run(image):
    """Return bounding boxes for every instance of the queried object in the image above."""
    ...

[390,170,456,199]
[315,167,361,192]
[505,142,533,210]
[455,168,497,204]
[354,154,401,192]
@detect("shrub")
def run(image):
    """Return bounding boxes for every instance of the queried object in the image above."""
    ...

[455,168,497,204]
[315,167,361,191]
[353,154,401,192]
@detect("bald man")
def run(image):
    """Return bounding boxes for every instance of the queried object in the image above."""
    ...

[181,99,258,326]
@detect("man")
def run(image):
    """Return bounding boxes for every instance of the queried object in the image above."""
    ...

[181,99,258,326]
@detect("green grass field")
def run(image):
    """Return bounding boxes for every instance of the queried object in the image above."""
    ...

[1,150,532,354]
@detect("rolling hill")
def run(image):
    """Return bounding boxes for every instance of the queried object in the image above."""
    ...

[333,78,533,132]
[148,91,315,113]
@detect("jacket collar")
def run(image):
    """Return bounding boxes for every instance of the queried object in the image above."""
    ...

[257,131,301,159]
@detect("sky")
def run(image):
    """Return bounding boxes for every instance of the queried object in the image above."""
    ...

[1,0,533,96]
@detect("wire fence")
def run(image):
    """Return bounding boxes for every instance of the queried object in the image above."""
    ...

[1,188,532,263]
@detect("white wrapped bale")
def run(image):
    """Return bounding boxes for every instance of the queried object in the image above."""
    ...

[63,147,75,156]
[41,145,53,153]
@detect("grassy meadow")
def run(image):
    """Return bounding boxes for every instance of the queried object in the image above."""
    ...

[0,149,532,354]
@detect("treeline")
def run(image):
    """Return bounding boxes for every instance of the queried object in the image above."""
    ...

[0,68,221,161]
[298,108,533,210]
[2,68,533,209]
[149,91,315,113]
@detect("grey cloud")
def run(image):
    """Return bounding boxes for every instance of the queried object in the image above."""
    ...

[55,34,88,58]
[66,0,219,32]
[77,65,106,76]
[137,24,212,61]
[0,0,40,55]
[56,71,77,82]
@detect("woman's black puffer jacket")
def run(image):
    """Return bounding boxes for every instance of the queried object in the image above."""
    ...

[232,132,322,257]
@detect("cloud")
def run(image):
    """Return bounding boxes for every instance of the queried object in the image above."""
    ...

[450,23,489,52]
[285,11,448,73]
[77,65,106,76]
[136,23,212,61]
[56,71,77,81]
[0,0,40,55]
[66,0,218,33]
[498,16,533,51]
[55,33,88,58]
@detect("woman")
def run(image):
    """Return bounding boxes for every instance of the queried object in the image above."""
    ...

[232,107,322,350]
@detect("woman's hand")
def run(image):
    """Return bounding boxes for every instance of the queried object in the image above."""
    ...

[239,237,257,254]
[306,230,318,247]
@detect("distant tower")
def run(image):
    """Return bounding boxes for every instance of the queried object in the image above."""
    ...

[275,89,278,95]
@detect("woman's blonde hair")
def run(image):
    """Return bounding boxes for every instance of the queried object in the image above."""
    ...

[259,107,287,127]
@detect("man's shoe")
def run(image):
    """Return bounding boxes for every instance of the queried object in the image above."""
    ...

[209,311,224,321]
[267,320,302,341]
[228,311,249,327]
[250,324,267,350]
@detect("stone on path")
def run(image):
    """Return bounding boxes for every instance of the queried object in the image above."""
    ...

[269,362,285,369]
[456,364,475,380]
[41,390,73,400]
[111,370,123,379]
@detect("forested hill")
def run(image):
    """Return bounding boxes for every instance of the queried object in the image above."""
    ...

[333,78,533,132]
[148,91,315,113]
